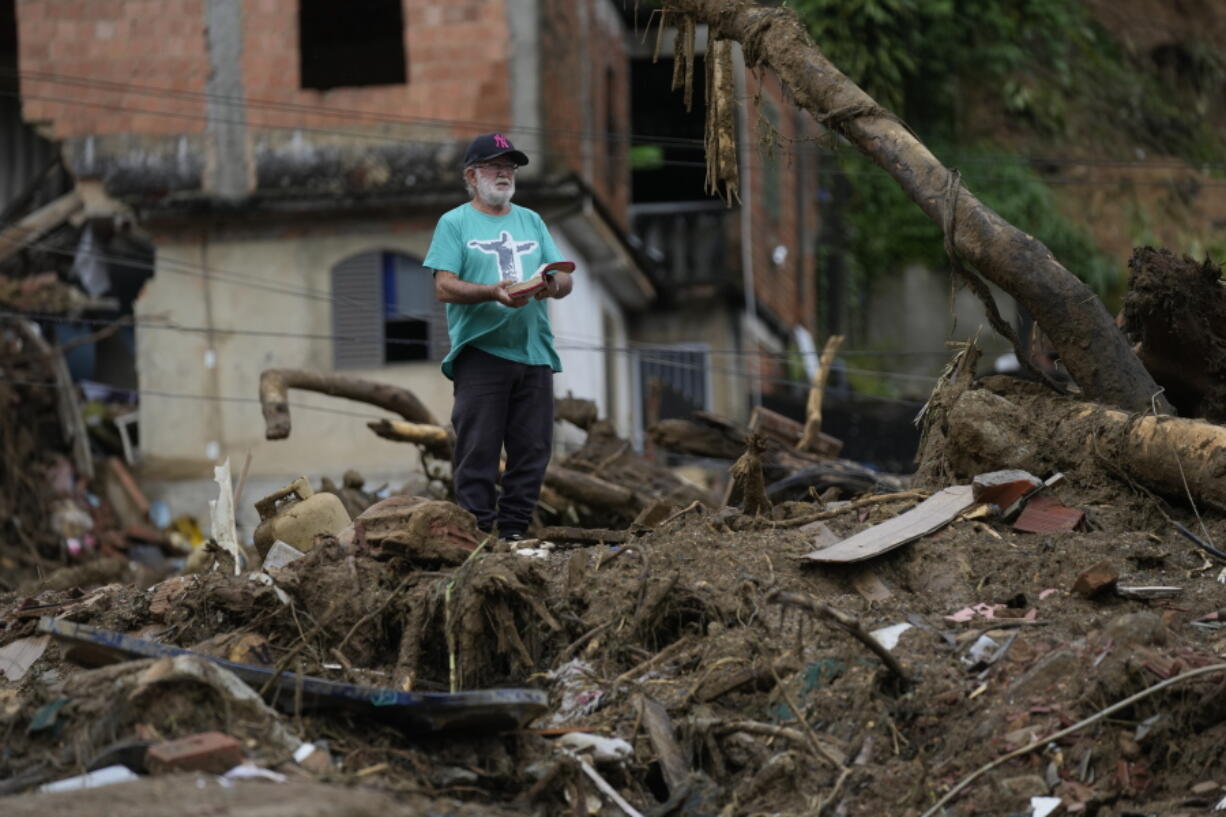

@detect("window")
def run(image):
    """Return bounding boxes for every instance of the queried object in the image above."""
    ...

[299,0,407,90]
[637,344,710,424]
[331,251,448,369]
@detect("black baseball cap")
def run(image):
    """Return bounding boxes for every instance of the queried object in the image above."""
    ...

[463,133,530,168]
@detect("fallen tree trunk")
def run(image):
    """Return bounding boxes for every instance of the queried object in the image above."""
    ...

[259,369,438,440]
[651,411,829,473]
[565,421,715,511]
[650,413,747,461]
[662,0,1169,414]
[555,394,599,430]
[922,377,1226,511]
[544,464,645,513]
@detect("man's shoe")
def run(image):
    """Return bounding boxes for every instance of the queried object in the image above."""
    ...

[499,531,527,543]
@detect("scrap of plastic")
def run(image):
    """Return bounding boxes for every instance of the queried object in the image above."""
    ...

[208,458,242,576]
[548,659,605,725]
[1031,796,1062,817]
[557,732,633,763]
[223,762,287,783]
[962,635,1000,668]
[869,622,913,652]
[40,765,139,792]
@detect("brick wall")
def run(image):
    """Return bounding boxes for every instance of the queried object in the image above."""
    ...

[742,69,820,339]
[17,0,512,140]
[240,0,510,134]
[18,0,210,136]
[539,0,630,226]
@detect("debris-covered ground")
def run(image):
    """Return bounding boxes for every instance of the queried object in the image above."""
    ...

[3,446,1226,816]
[3,249,1226,815]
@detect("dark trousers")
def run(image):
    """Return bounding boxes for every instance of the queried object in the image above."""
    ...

[451,346,554,534]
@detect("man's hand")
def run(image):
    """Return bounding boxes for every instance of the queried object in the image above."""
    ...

[534,271,573,300]
[489,279,531,308]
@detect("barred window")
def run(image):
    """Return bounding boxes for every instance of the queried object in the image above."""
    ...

[637,344,710,422]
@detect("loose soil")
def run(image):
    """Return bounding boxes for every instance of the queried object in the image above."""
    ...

[4,467,1226,816]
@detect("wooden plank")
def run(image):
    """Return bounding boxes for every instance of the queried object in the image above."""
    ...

[0,191,82,265]
[801,485,975,563]
[635,695,689,795]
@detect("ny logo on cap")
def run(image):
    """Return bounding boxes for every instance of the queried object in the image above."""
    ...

[493,134,511,149]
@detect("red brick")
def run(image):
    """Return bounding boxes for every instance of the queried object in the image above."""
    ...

[1072,560,1119,598]
[146,731,244,775]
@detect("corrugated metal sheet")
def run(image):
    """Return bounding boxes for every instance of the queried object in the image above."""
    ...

[0,94,58,214]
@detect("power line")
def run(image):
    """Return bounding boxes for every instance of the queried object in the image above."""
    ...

[5,68,710,152]
[7,74,1226,188]
[10,68,1226,173]
[2,309,938,406]
[3,308,949,388]
[0,375,399,422]
[11,238,958,369]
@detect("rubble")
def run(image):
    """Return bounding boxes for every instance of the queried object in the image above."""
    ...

[4,356,1226,817]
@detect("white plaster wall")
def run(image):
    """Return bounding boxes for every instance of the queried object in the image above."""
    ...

[548,232,632,437]
[135,224,635,492]
[136,229,454,482]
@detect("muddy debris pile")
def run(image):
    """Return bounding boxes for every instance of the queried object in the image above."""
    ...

[1120,247,1226,423]
[0,316,181,595]
[4,380,1226,817]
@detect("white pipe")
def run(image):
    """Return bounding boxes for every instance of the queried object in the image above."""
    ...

[733,45,761,410]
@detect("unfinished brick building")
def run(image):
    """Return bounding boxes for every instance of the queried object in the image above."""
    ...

[10,0,822,491]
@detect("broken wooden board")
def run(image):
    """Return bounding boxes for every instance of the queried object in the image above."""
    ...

[801,485,975,564]
[38,618,547,733]
[0,190,82,265]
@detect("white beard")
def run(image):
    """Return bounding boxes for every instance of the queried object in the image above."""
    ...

[476,174,514,208]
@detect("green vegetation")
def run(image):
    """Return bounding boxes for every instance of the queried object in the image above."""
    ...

[832,151,1118,297]
[791,0,1226,298]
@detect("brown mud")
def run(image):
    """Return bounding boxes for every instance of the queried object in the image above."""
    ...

[1121,247,1226,421]
[4,470,1226,816]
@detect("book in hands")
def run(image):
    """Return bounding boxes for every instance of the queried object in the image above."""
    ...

[505,260,576,299]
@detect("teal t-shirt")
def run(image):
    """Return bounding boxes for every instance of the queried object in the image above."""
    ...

[424,203,565,379]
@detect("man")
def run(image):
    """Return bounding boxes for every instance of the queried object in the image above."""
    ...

[424,133,573,540]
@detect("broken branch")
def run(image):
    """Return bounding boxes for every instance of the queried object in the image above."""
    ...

[545,463,646,512]
[366,418,453,459]
[798,334,845,453]
[259,368,438,440]
[768,590,909,682]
